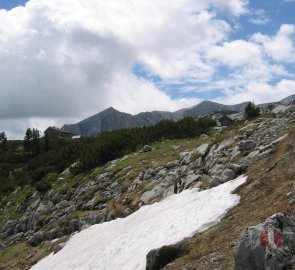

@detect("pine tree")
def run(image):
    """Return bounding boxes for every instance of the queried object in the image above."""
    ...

[32,128,41,155]
[24,128,33,152]
[0,132,8,151]
[44,132,50,151]
[245,102,260,119]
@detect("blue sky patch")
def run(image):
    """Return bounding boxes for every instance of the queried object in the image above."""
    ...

[0,0,28,10]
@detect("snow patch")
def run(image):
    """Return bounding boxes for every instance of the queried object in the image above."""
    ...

[30,175,247,270]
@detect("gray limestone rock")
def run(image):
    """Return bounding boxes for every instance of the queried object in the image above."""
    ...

[146,245,182,270]
[143,145,152,152]
[234,213,295,270]
[141,188,164,203]
[165,160,180,169]
[240,140,256,153]
[54,242,66,254]
[195,144,210,157]
[28,231,46,247]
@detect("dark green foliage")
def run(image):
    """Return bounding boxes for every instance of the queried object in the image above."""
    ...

[24,128,33,152]
[245,102,260,119]
[44,132,50,151]
[0,138,81,195]
[35,181,52,193]
[0,132,8,151]
[32,128,41,156]
[75,116,216,172]
[35,172,56,192]
[0,116,216,195]
[0,176,17,195]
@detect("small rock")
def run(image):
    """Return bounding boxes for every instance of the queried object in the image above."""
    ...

[239,140,256,153]
[146,245,182,270]
[143,145,152,152]
[53,242,66,254]
[165,160,180,169]
[28,231,45,247]
[195,144,210,157]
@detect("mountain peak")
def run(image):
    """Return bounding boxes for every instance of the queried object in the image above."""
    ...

[103,106,117,113]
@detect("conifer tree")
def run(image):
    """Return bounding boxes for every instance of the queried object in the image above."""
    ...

[0,132,8,151]
[32,128,41,155]
[24,128,33,152]
[245,102,260,119]
[44,132,50,151]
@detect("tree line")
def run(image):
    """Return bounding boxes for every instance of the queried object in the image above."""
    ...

[74,116,216,173]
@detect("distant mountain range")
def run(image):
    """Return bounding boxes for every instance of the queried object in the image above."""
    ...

[63,94,295,137]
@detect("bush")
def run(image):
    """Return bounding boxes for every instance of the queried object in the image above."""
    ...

[35,181,52,193]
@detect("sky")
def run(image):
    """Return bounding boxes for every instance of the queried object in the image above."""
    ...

[0,0,294,139]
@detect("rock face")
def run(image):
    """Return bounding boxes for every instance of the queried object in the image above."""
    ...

[146,245,182,270]
[234,213,295,270]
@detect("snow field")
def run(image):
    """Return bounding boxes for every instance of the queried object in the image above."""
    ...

[30,175,247,270]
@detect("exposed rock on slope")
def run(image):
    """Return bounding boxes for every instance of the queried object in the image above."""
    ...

[234,213,295,270]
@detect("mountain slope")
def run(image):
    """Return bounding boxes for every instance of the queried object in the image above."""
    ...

[181,101,249,118]
[280,94,295,102]
[63,107,138,137]
[134,111,177,126]
[1,102,294,270]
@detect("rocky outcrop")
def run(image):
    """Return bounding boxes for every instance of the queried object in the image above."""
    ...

[234,213,295,270]
[146,245,182,270]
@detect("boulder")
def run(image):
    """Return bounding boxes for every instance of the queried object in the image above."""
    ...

[146,245,182,270]
[195,144,210,157]
[181,174,202,190]
[54,242,66,254]
[209,163,244,187]
[143,168,156,180]
[143,145,152,152]
[0,220,18,238]
[28,231,46,247]
[179,152,193,165]
[141,188,164,203]
[216,139,234,152]
[165,160,180,169]
[234,213,295,270]
[239,140,256,153]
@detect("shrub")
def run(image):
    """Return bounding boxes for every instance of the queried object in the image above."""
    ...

[35,181,52,193]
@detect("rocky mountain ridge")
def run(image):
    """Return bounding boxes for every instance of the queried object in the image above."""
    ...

[63,101,250,137]
[63,95,295,137]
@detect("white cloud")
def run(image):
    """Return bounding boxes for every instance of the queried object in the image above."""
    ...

[252,24,295,62]
[207,40,262,67]
[217,79,295,105]
[249,9,270,25]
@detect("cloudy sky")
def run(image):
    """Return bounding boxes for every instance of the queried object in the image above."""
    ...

[0,0,294,139]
